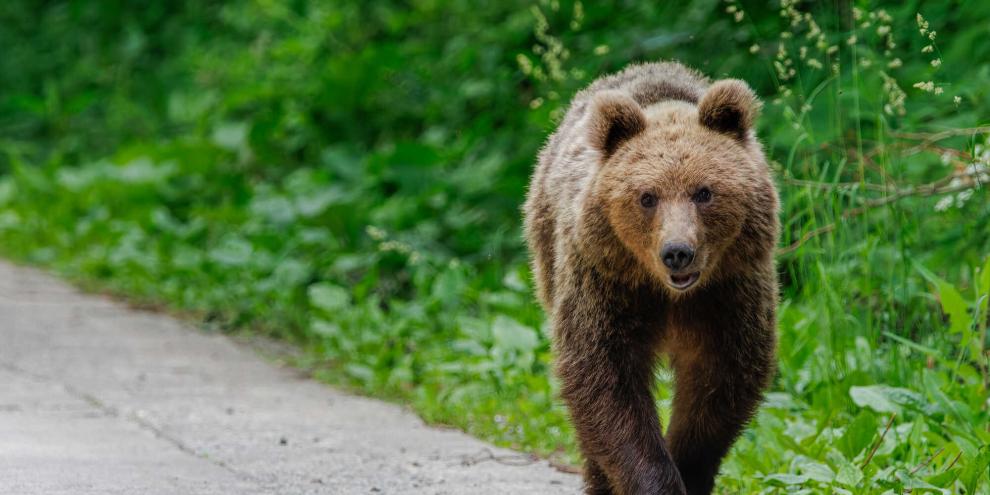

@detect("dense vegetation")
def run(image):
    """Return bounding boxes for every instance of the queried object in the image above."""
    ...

[1,1,988,492]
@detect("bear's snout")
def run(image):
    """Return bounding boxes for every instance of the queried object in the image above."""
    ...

[661,242,695,271]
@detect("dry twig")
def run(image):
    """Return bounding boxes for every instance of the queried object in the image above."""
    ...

[777,169,985,256]
[861,413,896,469]
[910,446,944,475]
[459,447,538,467]
[891,126,990,143]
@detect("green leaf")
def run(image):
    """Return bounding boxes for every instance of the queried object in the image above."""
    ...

[308,283,351,313]
[207,237,253,266]
[311,319,341,338]
[839,410,877,458]
[916,262,972,336]
[431,265,467,309]
[491,315,539,353]
[117,157,176,184]
[212,121,249,152]
[344,363,375,384]
[895,469,950,493]
[827,449,864,488]
[926,469,961,489]
[938,281,971,335]
[763,473,809,486]
[960,445,990,494]
[977,256,990,328]
[850,384,927,414]
[980,256,990,299]
[0,180,13,205]
[797,459,836,484]
[249,194,296,224]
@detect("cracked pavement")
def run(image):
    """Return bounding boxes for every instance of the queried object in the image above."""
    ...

[0,261,580,494]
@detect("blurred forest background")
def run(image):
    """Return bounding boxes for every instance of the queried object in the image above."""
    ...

[1,0,988,492]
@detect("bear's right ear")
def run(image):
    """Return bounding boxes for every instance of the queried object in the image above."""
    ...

[586,91,647,159]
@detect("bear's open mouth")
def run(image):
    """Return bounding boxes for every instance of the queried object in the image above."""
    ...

[669,272,700,290]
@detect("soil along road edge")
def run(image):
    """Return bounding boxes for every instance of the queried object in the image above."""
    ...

[0,260,579,495]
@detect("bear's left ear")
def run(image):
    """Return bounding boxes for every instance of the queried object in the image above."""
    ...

[698,79,760,139]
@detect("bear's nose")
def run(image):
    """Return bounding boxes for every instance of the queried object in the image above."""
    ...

[661,242,695,271]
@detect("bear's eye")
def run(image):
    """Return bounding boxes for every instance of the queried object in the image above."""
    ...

[692,187,713,204]
[639,192,658,209]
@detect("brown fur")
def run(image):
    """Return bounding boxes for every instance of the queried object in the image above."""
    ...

[523,62,779,495]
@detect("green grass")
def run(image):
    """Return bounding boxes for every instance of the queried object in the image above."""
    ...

[1,1,988,493]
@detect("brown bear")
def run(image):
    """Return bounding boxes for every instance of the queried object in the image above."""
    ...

[523,61,779,495]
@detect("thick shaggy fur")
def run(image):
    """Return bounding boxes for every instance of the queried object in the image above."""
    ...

[523,62,779,495]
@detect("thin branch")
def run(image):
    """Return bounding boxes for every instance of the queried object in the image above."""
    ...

[777,224,836,256]
[459,447,537,467]
[900,142,974,160]
[944,451,963,472]
[861,413,896,469]
[458,447,582,475]
[910,446,945,475]
[847,179,979,213]
[782,177,891,192]
[777,170,986,256]
[890,126,990,143]
[548,458,582,474]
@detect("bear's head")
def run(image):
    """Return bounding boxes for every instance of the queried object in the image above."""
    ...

[586,80,774,294]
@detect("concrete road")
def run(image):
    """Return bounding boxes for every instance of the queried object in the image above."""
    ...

[0,261,580,494]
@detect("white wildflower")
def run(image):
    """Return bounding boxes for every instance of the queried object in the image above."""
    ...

[965,162,990,182]
[366,226,387,241]
[815,35,828,51]
[517,54,533,75]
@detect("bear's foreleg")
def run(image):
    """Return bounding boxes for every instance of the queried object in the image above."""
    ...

[556,323,687,495]
[665,278,776,495]
[582,458,613,494]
